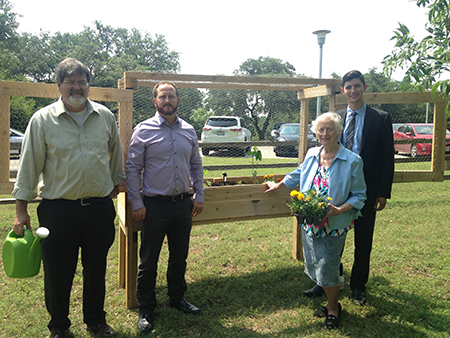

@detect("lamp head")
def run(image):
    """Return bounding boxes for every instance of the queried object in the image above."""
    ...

[313,30,331,45]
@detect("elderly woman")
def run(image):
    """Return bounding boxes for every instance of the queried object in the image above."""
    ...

[265,112,366,329]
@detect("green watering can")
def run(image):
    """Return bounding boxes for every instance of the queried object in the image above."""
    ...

[2,227,50,278]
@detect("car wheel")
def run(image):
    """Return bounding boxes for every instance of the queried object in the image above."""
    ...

[202,149,210,156]
[411,144,418,158]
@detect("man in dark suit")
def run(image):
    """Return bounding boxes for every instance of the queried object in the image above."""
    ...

[301,70,394,305]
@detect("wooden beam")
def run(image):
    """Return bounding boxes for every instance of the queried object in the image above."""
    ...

[335,91,448,106]
[297,84,340,100]
[0,80,133,102]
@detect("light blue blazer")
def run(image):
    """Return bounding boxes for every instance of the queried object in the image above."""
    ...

[283,143,367,230]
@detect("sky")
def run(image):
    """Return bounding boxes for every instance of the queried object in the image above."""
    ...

[13,0,429,81]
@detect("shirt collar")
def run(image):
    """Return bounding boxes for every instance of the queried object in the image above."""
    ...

[154,111,181,127]
[347,102,367,116]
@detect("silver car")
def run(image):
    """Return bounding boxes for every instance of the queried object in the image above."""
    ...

[200,116,252,156]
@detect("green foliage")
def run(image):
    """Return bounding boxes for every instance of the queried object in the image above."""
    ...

[287,189,330,218]
[364,68,429,123]
[204,57,304,140]
[15,21,180,87]
[383,0,450,118]
[248,146,262,183]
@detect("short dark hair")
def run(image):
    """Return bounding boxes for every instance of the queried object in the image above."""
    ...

[153,81,179,98]
[341,70,365,87]
[55,58,91,84]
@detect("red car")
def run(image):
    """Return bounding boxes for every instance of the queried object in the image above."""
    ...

[393,123,450,157]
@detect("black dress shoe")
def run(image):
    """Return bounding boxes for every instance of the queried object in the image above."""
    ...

[169,297,201,314]
[301,285,324,298]
[137,313,154,334]
[352,288,367,306]
[49,329,66,338]
[87,323,116,336]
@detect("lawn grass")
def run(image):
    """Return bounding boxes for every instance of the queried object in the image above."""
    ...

[1,170,449,337]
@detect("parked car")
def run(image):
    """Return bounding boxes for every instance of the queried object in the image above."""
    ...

[273,123,319,157]
[393,123,450,158]
[10,128,24,155]
[200,116,252,156]
[269,122,288,141]
[392,123,403,131]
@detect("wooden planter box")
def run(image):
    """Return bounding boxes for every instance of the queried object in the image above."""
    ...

[194,175,292,225]
[117,175,300,308]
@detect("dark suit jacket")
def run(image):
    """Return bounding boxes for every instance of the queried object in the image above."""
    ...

[337,105,394,203]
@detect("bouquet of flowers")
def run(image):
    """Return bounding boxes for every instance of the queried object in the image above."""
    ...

[287,189,331,221]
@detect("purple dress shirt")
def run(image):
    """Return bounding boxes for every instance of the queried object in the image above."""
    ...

[126,113,204,211]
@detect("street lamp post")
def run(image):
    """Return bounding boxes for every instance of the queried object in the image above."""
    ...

[313,30,331,118]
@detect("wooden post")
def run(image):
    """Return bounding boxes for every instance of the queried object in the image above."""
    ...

[117,193,139,308]
[291,98,309,260]
[431,100,446,179]
[0,89,10,186]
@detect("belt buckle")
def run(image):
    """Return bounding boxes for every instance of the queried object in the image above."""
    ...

[172,194,183,202]
[81,198,91,206]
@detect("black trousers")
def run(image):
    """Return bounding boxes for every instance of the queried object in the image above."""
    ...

[349,197,377,291]
[136,196,193,313]
[38,197,116,331]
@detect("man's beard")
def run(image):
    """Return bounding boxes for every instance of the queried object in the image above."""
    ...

[65,94,87,108]
[156,102,178,116]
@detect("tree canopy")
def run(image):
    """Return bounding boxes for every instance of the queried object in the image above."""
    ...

[383,0,450,117]
[202,57,304,140]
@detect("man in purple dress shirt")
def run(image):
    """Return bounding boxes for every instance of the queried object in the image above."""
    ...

[126,82,204,334]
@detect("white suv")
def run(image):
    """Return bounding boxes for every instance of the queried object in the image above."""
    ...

[200,116,252,156]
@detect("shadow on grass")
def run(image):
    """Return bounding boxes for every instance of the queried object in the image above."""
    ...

[125,268,443,337]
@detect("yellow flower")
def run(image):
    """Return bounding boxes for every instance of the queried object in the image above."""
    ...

[328,197,332,201]
[290,190,297,197]
[318,203,322,207]
[297,193,304,200]
[264,175,268,179]
[269,174,274,178]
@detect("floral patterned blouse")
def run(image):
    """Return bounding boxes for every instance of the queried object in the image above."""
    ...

[301,163,354,238]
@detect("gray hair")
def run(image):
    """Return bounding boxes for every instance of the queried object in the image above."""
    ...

[310,112,344,135]
[55,58,91,84]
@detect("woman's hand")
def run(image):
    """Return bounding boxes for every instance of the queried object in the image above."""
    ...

[265,181,283,193]
[322,202,353,220]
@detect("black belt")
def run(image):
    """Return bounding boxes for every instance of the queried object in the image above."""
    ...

[49,196,110,206]
[149,192,192,202]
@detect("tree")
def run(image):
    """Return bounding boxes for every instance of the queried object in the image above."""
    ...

[383,0,450,117]
[0,0,20,79]
[16,21,181,87]
[205,57,303,140]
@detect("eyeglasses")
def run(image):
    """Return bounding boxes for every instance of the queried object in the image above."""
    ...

[317,128,335,134]
[63,80,89,88]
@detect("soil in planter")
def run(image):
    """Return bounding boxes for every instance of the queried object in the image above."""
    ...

[210,180,251,186]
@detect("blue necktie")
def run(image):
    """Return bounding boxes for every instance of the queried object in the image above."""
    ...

[345,113,356,150]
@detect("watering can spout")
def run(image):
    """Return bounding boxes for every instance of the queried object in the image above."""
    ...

[29,227,50,269]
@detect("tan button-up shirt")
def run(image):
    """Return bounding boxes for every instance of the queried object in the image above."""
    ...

[12,98,125,201]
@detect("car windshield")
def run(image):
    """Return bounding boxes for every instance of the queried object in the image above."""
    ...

[280,124,299,136]
[207,118,238,127]
[414,125,434,135]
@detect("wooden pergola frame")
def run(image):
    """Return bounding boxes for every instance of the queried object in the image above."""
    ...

[0,74,448,309]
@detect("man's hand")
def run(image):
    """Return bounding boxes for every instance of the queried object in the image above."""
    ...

[110,185,120,198]
[132,207,146,220]
[374,197,387,211]
[13,200,31,236]
[191,201,203,217]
